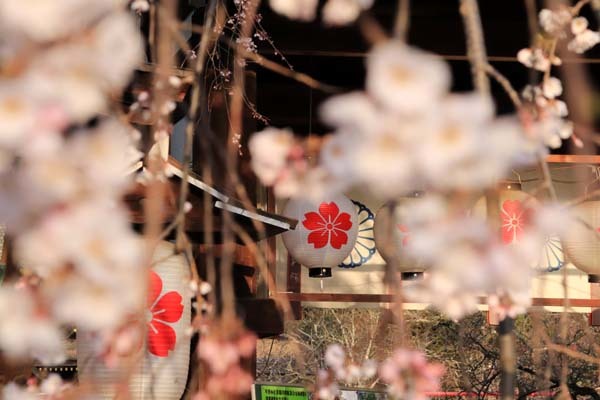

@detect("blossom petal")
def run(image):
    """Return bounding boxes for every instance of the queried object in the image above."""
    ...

[148,320,176,357]
[152,291,184,323]
[148,270,162,307]
[307,229,329,249]
[330,229,348,249]
[333,212,352,231]
[302,211,325,230]
[319,202,340,223]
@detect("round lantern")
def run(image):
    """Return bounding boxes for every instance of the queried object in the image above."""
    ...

[77,241,191,399]
[563,200,600,282]
[472,182,565,272]
[282,194,359,278]
[373,192,426,281]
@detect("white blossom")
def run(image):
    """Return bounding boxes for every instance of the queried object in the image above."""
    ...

[517,48,551,72]
[366,41,451,115]
[542,77,563,99]
[571,16,589,35]
[39,374,67,396]
[0,0,122,41]
[0,81,38,149]
[529,116,573,149]
[351,121,417,198]
[249,127,297,186]
[2,383,37,400]
[325,344,346,371]
[320,91,379,132]
[89,12,145,89]
[46,273,143,330]
[199,281,213,295]
[0,287,65,364]
[322,0,373,26]
[131,0,150,12]
[539,7,572,36]
[269,0,318,21]
[568,29,600,54]
[27,52,108,122]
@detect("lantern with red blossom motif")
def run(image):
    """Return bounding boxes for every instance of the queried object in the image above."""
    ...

[282,195,359,278]
[563,199,600,282]
[77,241,191,400]
[473,182,564,272]
[373,191,427,281]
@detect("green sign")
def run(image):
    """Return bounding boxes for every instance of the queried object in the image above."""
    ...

[253,384,309,400]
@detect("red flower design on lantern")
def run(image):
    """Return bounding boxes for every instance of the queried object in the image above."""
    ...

[500,200,532,245]
[302,202,353,249]
[147,270,184,357]
[397,224,410,247]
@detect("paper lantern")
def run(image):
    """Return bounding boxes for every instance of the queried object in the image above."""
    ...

[282,195,358,278]
[563,200,600,282]
[373,192,426,280]
[472,182,564,272]
[77,241,191,399]
[339,200,376,269]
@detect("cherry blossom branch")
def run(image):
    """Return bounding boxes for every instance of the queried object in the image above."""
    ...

[564,188,600,207]
[572,0,592,15]
[460,3,520,399]
[394,0,411,41]
[358,14,389,45]
[484,63,522,108]
[175,0,218,252]
[459,0,490,94]
[543,337,600,365]
[537,158,559,201]
[525,0,539,42]
[221,0,262,322]
[218,35,343,93]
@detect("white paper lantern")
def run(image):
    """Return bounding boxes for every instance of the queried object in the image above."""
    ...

[472,182,564,272]
[373,192,426,280]
[77,241,191,399]
[563,200,600,282]
[282,195,358,278]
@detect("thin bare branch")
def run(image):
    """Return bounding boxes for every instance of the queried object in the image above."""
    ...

[484,63,523,108]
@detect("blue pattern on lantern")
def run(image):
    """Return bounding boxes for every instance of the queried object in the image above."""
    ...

[542,236,565,272]
[339,200,376,269]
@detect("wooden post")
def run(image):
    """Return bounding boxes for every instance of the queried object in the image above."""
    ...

[287,256,302,320]
[498,317,516,400]
[590,282,600,326]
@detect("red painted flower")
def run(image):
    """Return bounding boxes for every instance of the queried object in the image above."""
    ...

[500,200,532,245]
[302,202,353,249]
[397,224,410,247]
[147,270,184,357]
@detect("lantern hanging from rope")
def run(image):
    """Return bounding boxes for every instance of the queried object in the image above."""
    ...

[563,199,600,282]
[373,191,427,281]
[77,241,191,399]
[472,182,564,272]
[282,194,358,278]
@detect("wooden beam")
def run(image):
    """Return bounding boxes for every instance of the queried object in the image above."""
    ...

[280,292,600,307]
[197,244,259,268]
[546,154,600,164]
[258,49,600,64]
